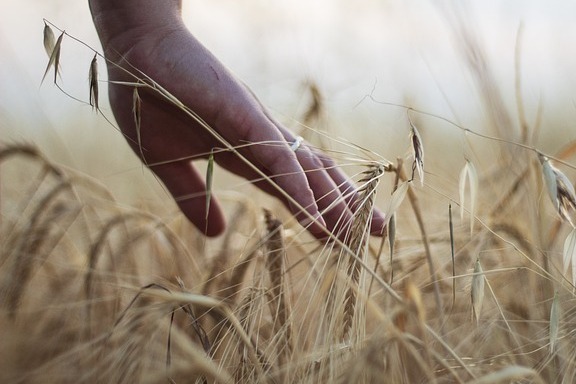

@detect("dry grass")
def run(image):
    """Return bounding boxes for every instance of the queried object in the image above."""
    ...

[2,16,576,384]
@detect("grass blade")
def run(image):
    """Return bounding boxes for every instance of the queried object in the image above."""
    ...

[132,87,144,160]
[205,149,214,225]
[549,290,560,354]
[449,204,455,306]
[563,228,576,286]
[388,213,396,285]
[468,365,544,384]
[471,258,485,325]
[264,210,292,361]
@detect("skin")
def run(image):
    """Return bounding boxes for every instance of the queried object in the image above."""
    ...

[88,0,385,239]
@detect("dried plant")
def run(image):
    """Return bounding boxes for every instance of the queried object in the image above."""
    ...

[42,29,63,84]
[408,119,425,185]
[263,209,292,359]
[563,229,576,288]
[89,54,99,110]
[539,153,576,226]
[42,21,55,58]
[471,258,485,325]
[549,290,560,354]
[340,163,384,338]
[8,12,576,383]
[459,158,479,235]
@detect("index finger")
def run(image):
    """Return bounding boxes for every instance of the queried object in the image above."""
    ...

[226,105,327,230]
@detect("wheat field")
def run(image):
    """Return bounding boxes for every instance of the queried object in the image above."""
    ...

[2,4,576,384]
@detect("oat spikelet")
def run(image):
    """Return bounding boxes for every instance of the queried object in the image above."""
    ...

[341,163,384,337]
[471,258,485,325]
[43,21,55,58]
[539,153,576,225]
[263,209,292,355]
[385,181,409,220]
[42,30,64,84]
[89,54,99,110]
[459,159,479,235]
[409,119,424,185]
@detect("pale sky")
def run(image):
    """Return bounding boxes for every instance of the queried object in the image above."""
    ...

[1,0,575,158]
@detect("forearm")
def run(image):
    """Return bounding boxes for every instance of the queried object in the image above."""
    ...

[89,0,183,56]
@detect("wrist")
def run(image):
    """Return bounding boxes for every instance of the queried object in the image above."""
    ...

[89,0,184,58]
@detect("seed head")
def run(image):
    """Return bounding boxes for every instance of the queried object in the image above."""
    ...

[409,120,424,186]
[539,153,576,225]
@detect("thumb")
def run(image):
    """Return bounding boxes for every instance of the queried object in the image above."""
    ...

[151,160,226,237]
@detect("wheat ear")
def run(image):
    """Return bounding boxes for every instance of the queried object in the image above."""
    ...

[264,209,293,366]
[341,163,384,338]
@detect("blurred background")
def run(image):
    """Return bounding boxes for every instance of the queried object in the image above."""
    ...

[1,0,575,210]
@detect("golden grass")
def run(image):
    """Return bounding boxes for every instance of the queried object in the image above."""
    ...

[2,16,576,384]
[2,119,575,383]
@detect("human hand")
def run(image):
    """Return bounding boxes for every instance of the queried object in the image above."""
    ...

[89,0,385,239]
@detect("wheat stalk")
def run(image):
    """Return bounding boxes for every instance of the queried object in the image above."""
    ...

[340,163,384,339]
[263,209,293,373]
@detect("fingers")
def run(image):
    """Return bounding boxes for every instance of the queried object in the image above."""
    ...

[317,152,387,235]
[150,160,226,237]
[209,149,329,237]
[217,134,385,240]
[290,145,354,239]
[233,112,327,231]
